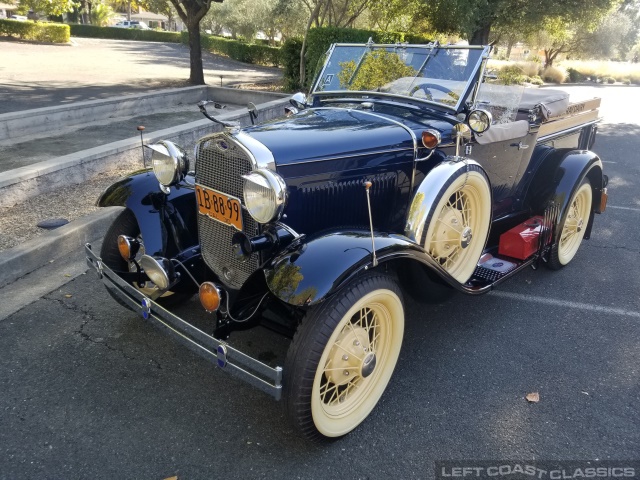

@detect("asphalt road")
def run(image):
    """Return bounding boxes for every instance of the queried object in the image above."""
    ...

[0,37,282,114]
[1,87,639,479]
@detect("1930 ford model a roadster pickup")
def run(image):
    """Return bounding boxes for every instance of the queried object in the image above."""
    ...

[86,42,608,441]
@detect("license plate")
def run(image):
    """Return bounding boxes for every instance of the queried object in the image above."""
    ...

[195,184,243,231]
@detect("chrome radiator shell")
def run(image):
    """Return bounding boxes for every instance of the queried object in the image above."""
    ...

[194,132,260,289]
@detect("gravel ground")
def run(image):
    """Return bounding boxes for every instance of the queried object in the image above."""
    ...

[0,168,135,252]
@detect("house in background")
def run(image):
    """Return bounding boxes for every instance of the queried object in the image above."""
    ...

[0,2,18,18]
[130,11,184,31]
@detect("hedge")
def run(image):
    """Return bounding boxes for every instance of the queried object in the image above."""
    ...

[69,24,181,42]
[181,32,281,67]
[0,19,70,43]
[284,27,432,90]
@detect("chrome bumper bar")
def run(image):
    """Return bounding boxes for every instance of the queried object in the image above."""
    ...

[85,243,283,400]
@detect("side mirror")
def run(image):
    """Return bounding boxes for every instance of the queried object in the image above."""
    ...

[290,92,307,110]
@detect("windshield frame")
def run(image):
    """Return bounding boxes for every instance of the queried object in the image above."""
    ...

[310,43,491,114]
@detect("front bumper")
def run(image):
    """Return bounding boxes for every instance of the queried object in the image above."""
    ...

[85,243,283,400]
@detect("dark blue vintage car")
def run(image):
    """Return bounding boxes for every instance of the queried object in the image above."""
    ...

[86,42,607,441]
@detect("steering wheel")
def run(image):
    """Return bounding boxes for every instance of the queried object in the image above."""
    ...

[409,83,456,100]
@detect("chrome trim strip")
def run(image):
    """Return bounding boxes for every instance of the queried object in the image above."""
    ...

[536,120,600,143]
[233,131,276,170]
[85,244,283,400]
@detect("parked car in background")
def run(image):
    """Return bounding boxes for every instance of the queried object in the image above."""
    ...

[86,41,607,442]
[113,20,149,29]
[9,15,28,21]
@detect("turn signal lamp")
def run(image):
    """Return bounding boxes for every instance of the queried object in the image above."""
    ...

[117,235,140,261]
[199,281,222,313]
[421,130,441,149]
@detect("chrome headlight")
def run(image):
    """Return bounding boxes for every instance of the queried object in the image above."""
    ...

[242,169,287,224]
[467,109,492,134]
[149,141,188,187]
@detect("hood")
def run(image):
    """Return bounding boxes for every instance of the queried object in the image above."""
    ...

[243,108,415,166]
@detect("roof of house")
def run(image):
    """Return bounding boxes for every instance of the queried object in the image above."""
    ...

[131,11,168,21]
[0,2,19,10]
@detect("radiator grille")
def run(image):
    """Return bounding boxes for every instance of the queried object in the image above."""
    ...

[195,133,259,289]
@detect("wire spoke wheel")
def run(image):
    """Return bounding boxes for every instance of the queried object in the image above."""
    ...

[284,274,404,441]
[548,179,593,269]
[424,166,492,283]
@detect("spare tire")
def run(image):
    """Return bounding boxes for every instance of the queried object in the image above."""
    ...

[421,163,492,283]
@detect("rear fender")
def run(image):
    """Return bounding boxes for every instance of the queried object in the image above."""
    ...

[264,229,465,307]
[98,169,197,256]
[527,150,604,240]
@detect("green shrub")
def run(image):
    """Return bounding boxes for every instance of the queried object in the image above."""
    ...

[0,19,70,43]
[622,78,631,85]
[603,76,616,84]
[566,67,586,83]
[529,75,544,86]
[70,24,181,42]
[184,33,281,67]
[281,37,303,91]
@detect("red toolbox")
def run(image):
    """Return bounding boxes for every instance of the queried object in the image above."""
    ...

[498,216,546,260]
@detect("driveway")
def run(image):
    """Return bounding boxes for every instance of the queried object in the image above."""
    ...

[0,37,282,114]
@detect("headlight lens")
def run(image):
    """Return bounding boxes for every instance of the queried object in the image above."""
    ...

[242,169,287,224]
[149,141,188,186]
[467,109,492,134]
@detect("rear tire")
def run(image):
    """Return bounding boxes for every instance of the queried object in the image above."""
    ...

[283,273,404,441]
[100,209,191,309]
[546,178,592,270]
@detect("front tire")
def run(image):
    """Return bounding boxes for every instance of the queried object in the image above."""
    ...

[283,273,404,441]
[546,179,593,270]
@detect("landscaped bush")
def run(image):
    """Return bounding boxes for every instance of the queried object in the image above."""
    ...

[561,60,640,84]
[281,37,303,90]
[603,76,616,84]
[542,66,567,84]
[566,67,586,83]
[70,24,181,42]
[284,27,431,90]
[0,19,69,43]
[529,75,544,86]
[183,33,281,67]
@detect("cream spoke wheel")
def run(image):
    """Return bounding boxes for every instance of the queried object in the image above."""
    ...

[548,179,593,269]
[423,166,492,283]
[283,274,404,441]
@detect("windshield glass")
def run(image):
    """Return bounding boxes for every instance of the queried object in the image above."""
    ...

[312,44,487,110]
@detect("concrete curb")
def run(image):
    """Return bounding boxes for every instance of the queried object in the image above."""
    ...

[0,95,289,208]
[0,206,123,288]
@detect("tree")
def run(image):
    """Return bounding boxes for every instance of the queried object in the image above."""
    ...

[417,0,622,46]
[18,0,75,16]
[169,0,224,85]
[91,2,117,25]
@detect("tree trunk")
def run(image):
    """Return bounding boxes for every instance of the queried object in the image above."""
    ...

[300,1,323,89]
[470,23,491,45]
[127,0,131,21]
[188,22,205,85]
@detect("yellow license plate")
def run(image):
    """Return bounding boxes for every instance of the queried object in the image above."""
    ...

[195,184,243,231]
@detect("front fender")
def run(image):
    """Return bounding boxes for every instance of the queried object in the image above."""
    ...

[98,169,197,257]
[527,149,604,240]
[263,229,477,306]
